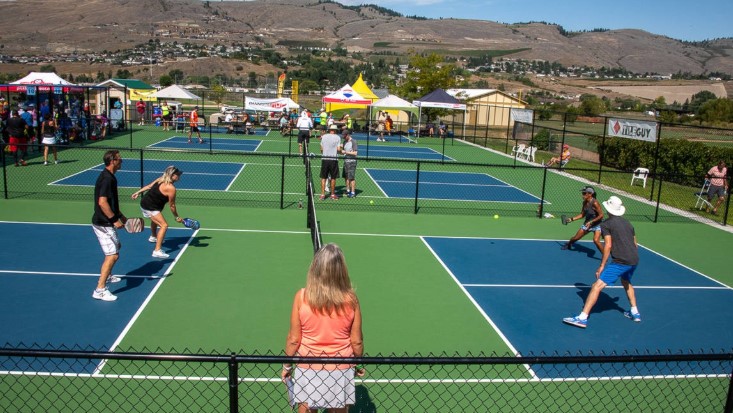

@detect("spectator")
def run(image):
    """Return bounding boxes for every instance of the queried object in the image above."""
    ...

[341,129,358,198]
[136,99,146,126]
[296,110,314,155]
[545,144,571,167]
[41,113,59,165]
[6,110,28,166]
[320,124,341,200]
[187,106,203,144]
[282,243,365,413]
[705,161,728,215]
[161,101,172,131]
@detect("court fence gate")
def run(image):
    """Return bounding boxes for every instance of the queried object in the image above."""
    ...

[1,347,732,412]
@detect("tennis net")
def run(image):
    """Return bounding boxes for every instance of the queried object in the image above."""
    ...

[303,152,323,254]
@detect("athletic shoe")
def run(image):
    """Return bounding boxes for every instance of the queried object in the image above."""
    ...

[623,311,641,322]
[152,249,170,259]
[319,195,325,200]
[330,194,339,200]
[54,160,58,165]
[108,275,122,283]
[92,288,117,301]
[198,140,204,144]
[20,160,27,166]
[148,236,157,243]
[44,161,48,166]
[561,243,571,250]
[347,192,355,198]
[562,315,587,328]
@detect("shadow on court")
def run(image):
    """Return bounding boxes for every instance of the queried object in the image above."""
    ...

[572,283,624,318]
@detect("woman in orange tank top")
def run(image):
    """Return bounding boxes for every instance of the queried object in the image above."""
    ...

[282,244,364,413]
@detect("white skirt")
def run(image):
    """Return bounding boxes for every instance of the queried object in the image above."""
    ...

[291,367,355,409]
[42,136,56,145]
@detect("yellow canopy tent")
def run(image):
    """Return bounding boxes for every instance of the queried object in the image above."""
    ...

[324,73,378,113]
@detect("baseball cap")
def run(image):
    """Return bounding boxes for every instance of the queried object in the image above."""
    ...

[580,186,595,195]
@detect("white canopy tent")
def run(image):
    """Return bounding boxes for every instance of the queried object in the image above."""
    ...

[367,94,419,137]
[11,72,73,85]
[322,84,372,107]
[153,85,201,101]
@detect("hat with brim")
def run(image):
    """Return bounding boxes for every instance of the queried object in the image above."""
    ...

[328,124,339,131]
[603,196,626,216]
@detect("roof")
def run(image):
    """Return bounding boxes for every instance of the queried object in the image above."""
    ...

[446,88,526,104]
[96,78,155,90]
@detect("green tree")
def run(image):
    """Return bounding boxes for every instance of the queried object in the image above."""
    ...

[698,98,733,124]
[209,84,227,105]
[39,64,56,73]
[689,90,718,114]
[578,94,607,116]
[395,53,457,102]
[159,75,173,87]
[168,69,184,84]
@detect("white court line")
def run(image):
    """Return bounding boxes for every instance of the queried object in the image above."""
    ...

[463,283,729,290]
[93,228,200,375]
[0,270,164,279]
[419,236,539,380]
[226,163,247,191]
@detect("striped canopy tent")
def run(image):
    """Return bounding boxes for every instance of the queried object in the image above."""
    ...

[324,74,378,113]
[322,84,372,113]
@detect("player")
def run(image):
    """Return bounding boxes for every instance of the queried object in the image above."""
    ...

[188,106,203,144]
[131,166,185,259]
[561,186,604,254]
[563,196,641,328]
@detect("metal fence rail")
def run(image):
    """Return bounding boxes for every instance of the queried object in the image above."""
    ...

[1,347,731,413]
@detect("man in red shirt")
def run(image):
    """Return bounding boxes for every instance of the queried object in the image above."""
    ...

[136,99,146,125]
[187,106,203,144]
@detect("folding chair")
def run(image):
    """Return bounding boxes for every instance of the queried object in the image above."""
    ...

[630,167,650,188]
[511,143,525,158]
[694,180,714,210]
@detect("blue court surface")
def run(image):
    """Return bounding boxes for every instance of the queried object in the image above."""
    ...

[356,144,454,161]
[365,169,541,203]
[351,132,416,144]
[422,237,733,378]
[51,159,245,191]
[148,136,264,152]
[0,221,196,374]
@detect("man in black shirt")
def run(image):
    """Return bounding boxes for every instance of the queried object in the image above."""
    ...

[91,150,127,301]
[563,196,641,328]
[5,110,28,166]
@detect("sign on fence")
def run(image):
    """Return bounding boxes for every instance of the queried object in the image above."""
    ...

[607,118,658,142]
[510,108,534,124]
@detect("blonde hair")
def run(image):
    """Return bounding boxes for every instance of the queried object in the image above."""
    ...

[304,243,356,315]
[158,165,182,185]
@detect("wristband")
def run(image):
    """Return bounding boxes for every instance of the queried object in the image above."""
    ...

[282,364,293,371]
[355,364,365,370]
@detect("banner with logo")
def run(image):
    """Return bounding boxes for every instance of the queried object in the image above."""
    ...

[244,97,299,112]
[277,73,286,98]
[607,118,658,142]
[510,108,534,124]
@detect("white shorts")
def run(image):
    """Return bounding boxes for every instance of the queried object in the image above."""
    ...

[140,208,161,218]
[93,225,121,256]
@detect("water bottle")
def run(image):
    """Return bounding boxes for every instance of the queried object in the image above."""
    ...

[298,199,303,209]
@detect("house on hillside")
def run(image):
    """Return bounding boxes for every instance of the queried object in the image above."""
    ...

[446,89,526,128]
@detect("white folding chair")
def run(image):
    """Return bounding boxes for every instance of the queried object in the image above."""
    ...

[694,180,714,210]
[630,167,649,188]
[519,145,533,161]
[511,143,525,158]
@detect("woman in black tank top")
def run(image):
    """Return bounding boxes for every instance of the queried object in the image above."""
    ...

[131,166,184,258]
[561,186,604,254]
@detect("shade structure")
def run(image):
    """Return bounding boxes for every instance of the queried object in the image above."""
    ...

[153,85,201,101]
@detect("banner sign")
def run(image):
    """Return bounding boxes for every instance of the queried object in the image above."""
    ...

[607,118,658,142]
[245,97,297,112]
[510,108,534,124]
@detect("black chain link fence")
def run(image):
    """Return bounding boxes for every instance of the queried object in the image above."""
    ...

[1,346,731,412]
[1,138,729,224]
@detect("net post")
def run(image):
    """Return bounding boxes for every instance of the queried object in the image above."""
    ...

[414,161,421,214]
[228,353,239,413]
[280,155,285,209]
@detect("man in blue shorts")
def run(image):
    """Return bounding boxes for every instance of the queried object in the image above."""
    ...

[563,196,641,328]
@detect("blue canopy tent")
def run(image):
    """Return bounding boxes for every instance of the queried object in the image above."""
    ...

[412,88,467,139]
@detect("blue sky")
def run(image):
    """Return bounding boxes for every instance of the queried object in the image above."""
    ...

[336,0,731,41]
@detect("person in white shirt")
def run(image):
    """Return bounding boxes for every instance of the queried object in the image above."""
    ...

[296,110,314,154]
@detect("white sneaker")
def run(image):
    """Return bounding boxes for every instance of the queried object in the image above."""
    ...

[44,161,48,166]
[92,288,117,301]
[108,275,122,283]
[152,249,170,258]
[148,236,157,243]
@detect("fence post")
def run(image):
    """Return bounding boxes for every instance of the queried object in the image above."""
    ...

[653,173,663,223]
[414,161,421,214]
[139,148,144,188]
[129,119,133,149]
[538,166,548,218]
[228,353,239,413]
[2,146,7,199]
[280,155,285,209]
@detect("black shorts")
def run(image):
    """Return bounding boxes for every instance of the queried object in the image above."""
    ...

[191,126,200,133]
[163,114,172,121]
[297,129,310,144]
[320,160,339,180]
